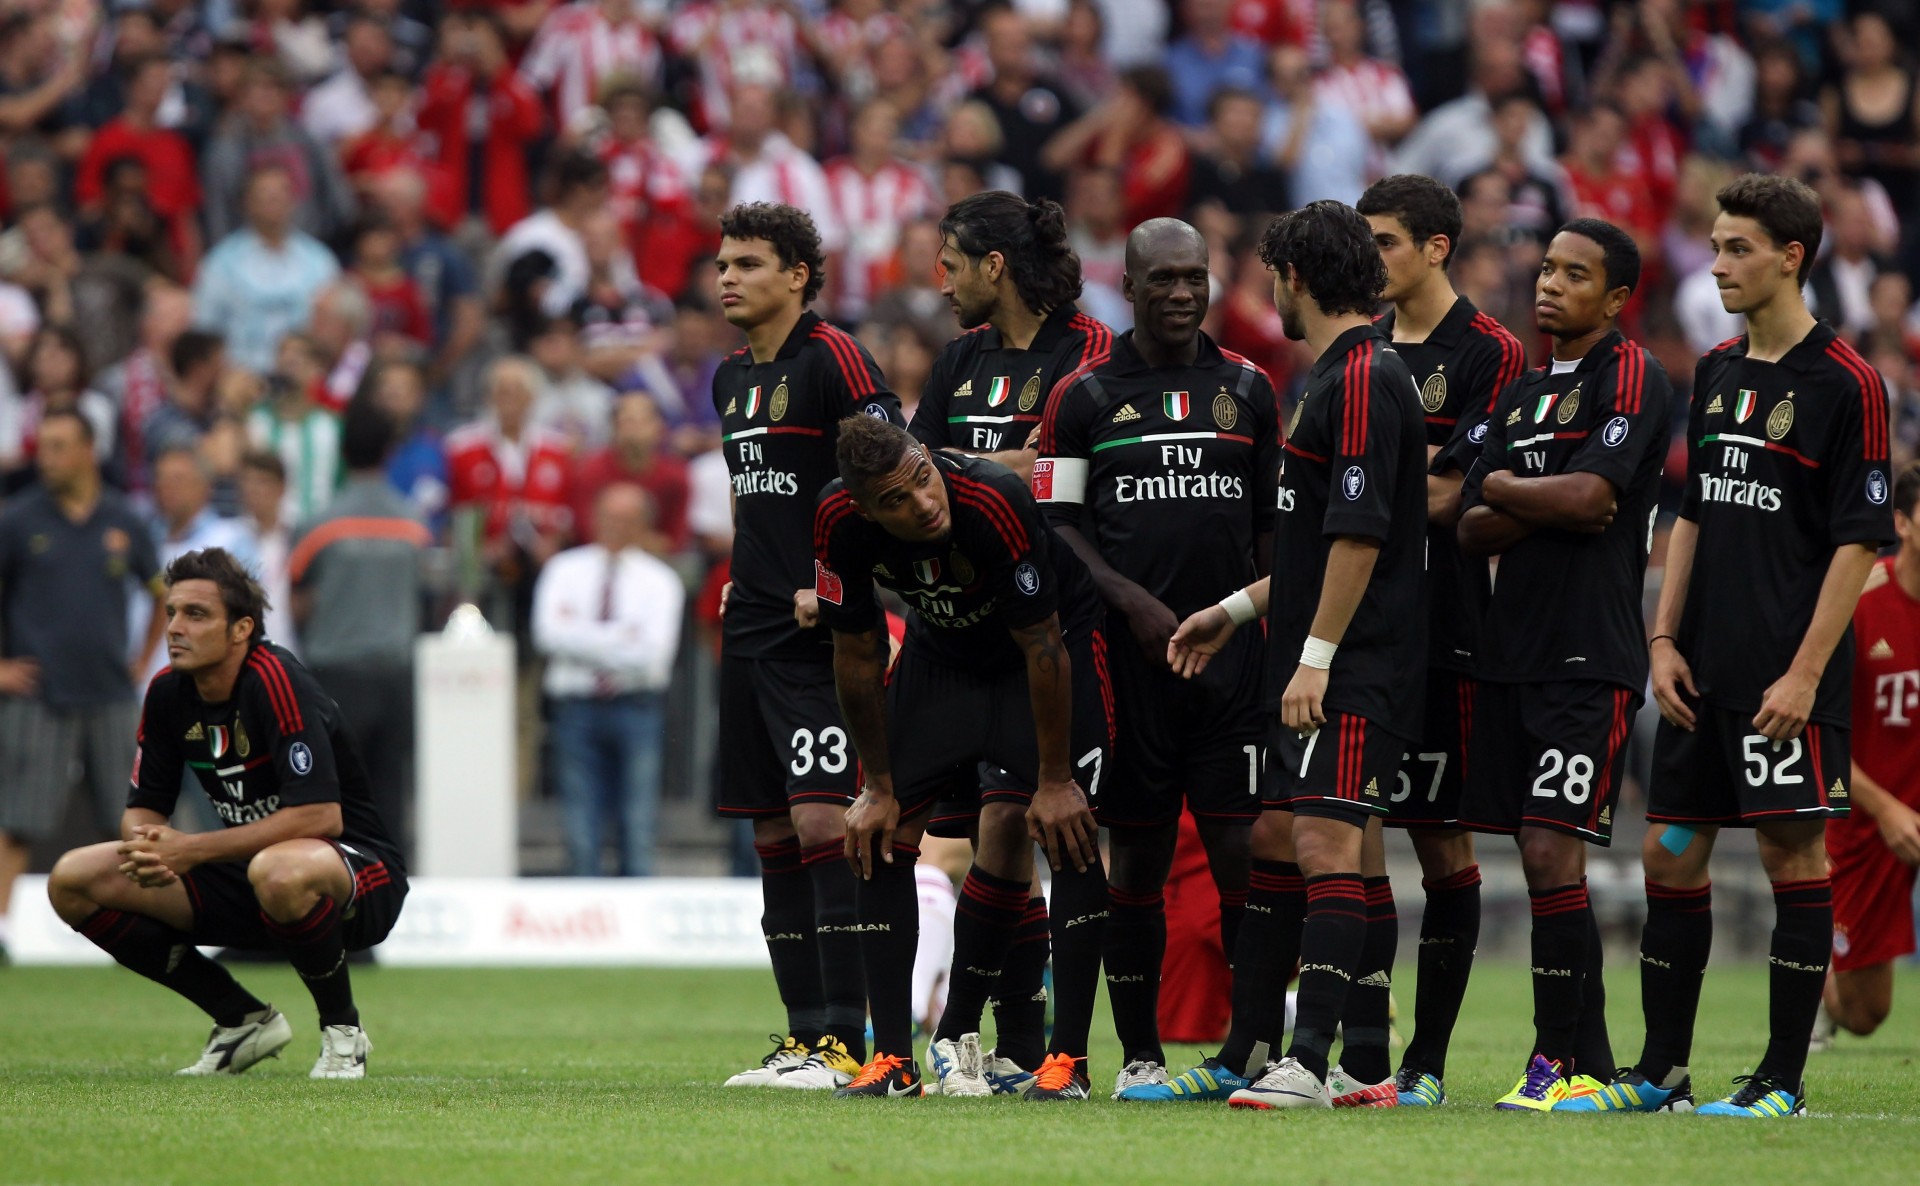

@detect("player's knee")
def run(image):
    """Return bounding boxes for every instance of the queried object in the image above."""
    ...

[788,805,844,850]
[247,849,320,910]
[1516,830,1581,887]
[1412,830,1474,880]
[47,846,111,912]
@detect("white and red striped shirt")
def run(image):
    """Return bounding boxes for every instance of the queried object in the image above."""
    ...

[815,8,912,100]
[668,0,803,131]
[521,2,665,131]
[692,133,847,253]
[600,136,691,230]
[825,156,937,320]
[1315,59,1415,138]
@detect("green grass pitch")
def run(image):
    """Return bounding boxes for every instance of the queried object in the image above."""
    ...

[3,961,1918,1185]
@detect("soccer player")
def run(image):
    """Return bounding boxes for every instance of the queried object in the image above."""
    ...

[711,202,903,1090]
[1815,461,1920,1047]
[1161,200,1427,1110]
[46,547,406,1078]
[1036,217,1279,1096]
[1454,219,1672,1111]
[815,417,1113,1100]
[1357,174,1528,1106]
[1626,174,1892,1118]
[909,190,1111,1093]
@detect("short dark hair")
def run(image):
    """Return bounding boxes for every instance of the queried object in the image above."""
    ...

[1898,459,1920,518]
[939,191,1083,314]
[171,329,224,376]
[240,449,287,483]
[835,413,918,496]
[1257,200,1387,316]
[1715,172,1824,286]
[1555,217,1642,295]
[340,396,396,470]
[1357,174,1464,269]
[1119,65,1174,117]
[551,151,609,199]
[165,548,270,636]
[38,406,94,446]
[1206,85,1263,123]
[720,202,828,305]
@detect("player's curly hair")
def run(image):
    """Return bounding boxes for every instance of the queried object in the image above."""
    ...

[1257,200,1387,316]
[166,548,270,638]
[836,413,918,497]
[720,202,828,306]
[939,191,1083,315]
[1715,172,1823,286]
[1357,174,1463,270]
[1557,217,1642,296]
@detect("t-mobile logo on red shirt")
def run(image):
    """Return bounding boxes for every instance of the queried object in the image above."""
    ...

[1874,669,1920,726]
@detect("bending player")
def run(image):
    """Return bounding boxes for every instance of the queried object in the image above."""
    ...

[711,203,903,1090]
[1358,175,1527,1106]
[817,417,1112,1100]
[1815,461,1920,1048]
[1456,219,1672,1111]
[1037,217,1279,1097]
[1628,173,1891,1119]
[48,546,407,1078]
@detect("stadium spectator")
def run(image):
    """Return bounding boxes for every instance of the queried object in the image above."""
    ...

[0,325,117,488]
[201,61,354,245]
[1742,37,1822,172]
[1315,0,1417,158]
[691,83,845,258]
[370,359,450,530]
[491,153,613,321]
[1825,9,1920,275]
[350,216,432,354]
[138,329,227,486]
[534,481,684,877]
[75,54,202,271]
[1262,44,1368,208]
[668,0,806,134]
[1054,0,1116,111]
[593,81,700,299]
[1163,0,1267,128]
[528,310,615,452]
[446,356,574,586]
[240,450,298,652]
[1460,92,1570,248]
[523,0,665,133]
[192,166,340,376]
[1394,32,1556,187]
[366,168,484,391]
[416,10,545,237]
[140,445,259,683]
[1041,65,1190,227]
[971,4,1081,201]
[100,281,195,495]
[1809,183,1895,341]
[1187,87,1290,229]
[247,334,343,527]
[571,391,690,555]
[827,99,938,323]
[302,10,395,147]
[242,0,335,87]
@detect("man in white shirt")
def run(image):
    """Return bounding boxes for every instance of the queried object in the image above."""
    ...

[534,482,686,876]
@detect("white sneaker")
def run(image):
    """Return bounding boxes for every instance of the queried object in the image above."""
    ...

[309,1024,371,1079]
[982,1048,1036,1096]
[175,1007,293,1076]
[1228,1057,1332,1110]
[928,1036,961,1096]
[724,1034,811,1086]
[1327,1064,1399,1108]
[1112,1059,1169,1099]
[771,1035,860,1089]
[942,1033,992,1097]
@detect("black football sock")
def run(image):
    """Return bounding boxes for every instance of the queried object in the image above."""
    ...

[1572,897,1615,1079]
[1527,883,1589,1070]
[1285,873,1368,1082]
[1045,859,1109,1059]
[75,908,265,1025]
[934,865,1027,1042]
[1401,863,1480,1079]
[261,897,357,1028]
[1217,860,1304,1075]
[990,893,1050,1069]
[803,840,866,1062]
[1218,886,1247,972]
[1337,877,1397,1085]
[1102,883,1166,1064]
[1756,877,1832,1088]
[856,843,922,1059]
[755,837,823,1044]
[1634,881,1711,1083]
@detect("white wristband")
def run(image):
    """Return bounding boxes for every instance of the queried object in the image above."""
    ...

[1219,588,1258,626]
[1300,636,1338,670]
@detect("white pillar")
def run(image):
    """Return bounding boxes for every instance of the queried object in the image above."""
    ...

[414,605,517,876]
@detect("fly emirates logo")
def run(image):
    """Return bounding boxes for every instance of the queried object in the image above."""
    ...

[732,438,800,497]
[1698,444,1782,511]
[1114,443,1243,503]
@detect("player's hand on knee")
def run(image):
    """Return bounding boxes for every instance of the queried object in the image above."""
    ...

[1752,667,1816,741]
[843,786,899,879]
[1167,605,1233,678]
[1280,665,1328,733]
[1027,779,1097,873]
[1650,638,1698,730]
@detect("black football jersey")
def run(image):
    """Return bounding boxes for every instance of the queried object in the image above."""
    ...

[127,643,400,862]
[1269,324,1429,738]
[813,452,1097,673]
[715,311,904,661]
[911,303,1113,455]
[1379,298,1529,673]
[1460,330,1673,691]
[1678,321,1895,727]
[1034,329,1282,618]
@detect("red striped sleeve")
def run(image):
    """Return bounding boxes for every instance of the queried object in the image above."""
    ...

[1471,313,1526,411]
[1612,343,1645,415]
[246,650,304,734]
[1069,314,1113,370]
[1826,339,1891,459]
[812,490,859,557]
[812,324,876,400]
[949,474,1030,556]
[1340,340,1373,456]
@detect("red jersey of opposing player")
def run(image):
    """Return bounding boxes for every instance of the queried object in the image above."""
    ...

[1831,555,1920,971]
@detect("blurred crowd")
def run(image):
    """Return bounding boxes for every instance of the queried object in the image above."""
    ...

[2,0,1920,890]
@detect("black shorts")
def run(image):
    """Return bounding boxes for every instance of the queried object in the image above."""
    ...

[892,619,1113,823]
[1458,681,1638,845]
[1648,706,1850,827]
[179,839,407,950]
[1264,711,1406,824]
[1387,667,1477,829]
[716,654,857,819]
[1100,626,1266,828]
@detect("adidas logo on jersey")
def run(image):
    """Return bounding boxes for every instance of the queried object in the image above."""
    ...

[1113,403,1141,423]
[1598,805,1612,826]
[1871,638,1895,660]
[953,380,973,400]
[1830,779,1849,799]
[184,722,203,741]
[1356,970,1392,988]
[1364,777,1380,798]
[1706,393,1723,415]
[724,398,737,415]
[1507,407,1523,426]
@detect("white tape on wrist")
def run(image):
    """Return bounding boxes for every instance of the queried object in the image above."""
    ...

[1219,588,1258,626]
[1300,636,1338,670]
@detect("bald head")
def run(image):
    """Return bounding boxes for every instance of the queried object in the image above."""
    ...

[1124,218,1208,278]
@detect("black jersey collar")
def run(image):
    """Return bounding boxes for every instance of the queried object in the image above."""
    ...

[1309,323,1388,381]
[977,302,1082,353]
[727,310,823,365]
[1374,296,1479,349]
[1106,327,1226,375]
[1720,319,1839,374]
[1548,328,1627,377]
